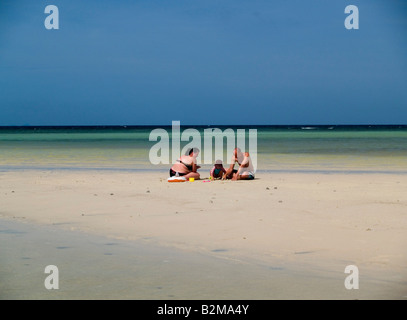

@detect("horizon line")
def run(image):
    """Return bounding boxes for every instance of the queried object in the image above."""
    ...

[1,124,407,128]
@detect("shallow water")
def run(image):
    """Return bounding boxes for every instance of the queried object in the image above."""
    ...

[1,125,407,172]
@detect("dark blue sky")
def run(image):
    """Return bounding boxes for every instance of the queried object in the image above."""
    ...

[1,0,406,125]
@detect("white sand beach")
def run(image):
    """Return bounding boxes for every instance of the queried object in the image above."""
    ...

[1,170,407,299]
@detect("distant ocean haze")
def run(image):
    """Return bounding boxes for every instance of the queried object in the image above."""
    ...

[0,125,406,173]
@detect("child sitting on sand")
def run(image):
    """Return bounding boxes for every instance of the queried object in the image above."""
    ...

[210,160,226,180]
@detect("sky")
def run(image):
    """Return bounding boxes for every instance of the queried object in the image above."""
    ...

[0,0,406,125]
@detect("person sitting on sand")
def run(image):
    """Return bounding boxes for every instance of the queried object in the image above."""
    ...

[210,159,226,180]
[222,148,255,180]
[170,147,201,180]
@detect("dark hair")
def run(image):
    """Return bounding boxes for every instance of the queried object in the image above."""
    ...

[186,147,200,156]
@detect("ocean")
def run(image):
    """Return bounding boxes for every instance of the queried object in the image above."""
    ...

[0,125,406,173]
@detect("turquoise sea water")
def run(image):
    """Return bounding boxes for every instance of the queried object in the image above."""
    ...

[0,125,406,173]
